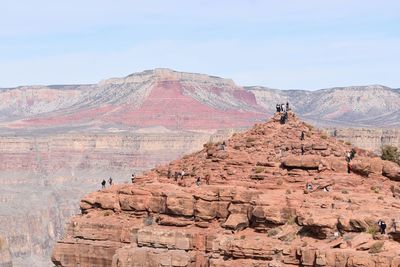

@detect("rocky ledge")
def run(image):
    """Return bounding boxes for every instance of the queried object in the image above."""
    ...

[52,112,400,267]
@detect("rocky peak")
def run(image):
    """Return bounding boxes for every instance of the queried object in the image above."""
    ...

[52,112,400,267]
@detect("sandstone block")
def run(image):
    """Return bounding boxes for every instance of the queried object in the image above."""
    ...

[166,194,194,217]
[282,155,322,169]
[383,161,400,181]
[222,214,249,230]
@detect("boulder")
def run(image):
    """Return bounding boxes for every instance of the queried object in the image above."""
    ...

[282,155,322,169]
[222,214,249,230]
[383,161,400,181]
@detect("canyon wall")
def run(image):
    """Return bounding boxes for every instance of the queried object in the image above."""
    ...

[0,129,232,267]
[328,128,400,154]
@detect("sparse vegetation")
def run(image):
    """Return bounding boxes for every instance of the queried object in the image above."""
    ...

[246,137,257,143]
[286,189,292,194]
[276,179,283,186]
[370,186,381,194]
[279,232,296,242]
[345,141,352,146]
[381,145,400,165]
[254,166,265,173]
[104,211,112,216]
[304,123,313,131]
[204,141,215,149]
[320,134,328,139]
[267,228,279,237]
[233,145,241,150]
[341,189,349,194]
[369,241,384,254]
[366,225,379,236]
[286,216,297,225]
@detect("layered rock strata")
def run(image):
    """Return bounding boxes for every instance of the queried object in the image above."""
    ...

[52,112,400,267]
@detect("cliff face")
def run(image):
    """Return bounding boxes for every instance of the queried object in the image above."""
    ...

[0,236,12,267]
[0,130,231,266]
[328,128,400,154]
[52,112,400,267]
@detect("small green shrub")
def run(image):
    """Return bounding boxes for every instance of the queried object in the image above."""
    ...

[304,123,314,131]
[369,241,384,254]
[286,216,297,225]
[267,228,279,237]
[254,166,265,173]
[320,134,328,139]
[279,232,296,242]
[366,225,378,236]
[246,137,257,143]
[371,186,380,194]
[381,145,400,165]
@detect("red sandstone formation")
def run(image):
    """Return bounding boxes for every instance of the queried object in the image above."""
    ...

[52,112,400,267]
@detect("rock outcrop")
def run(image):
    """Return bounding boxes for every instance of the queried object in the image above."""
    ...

[52,112,400,267]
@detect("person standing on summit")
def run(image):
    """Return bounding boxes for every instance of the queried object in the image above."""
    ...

[276,104,281,112]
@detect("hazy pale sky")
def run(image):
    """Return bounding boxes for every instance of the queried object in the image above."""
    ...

[1,0,399,89]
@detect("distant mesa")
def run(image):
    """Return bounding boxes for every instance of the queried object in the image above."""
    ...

[0,68,399,134]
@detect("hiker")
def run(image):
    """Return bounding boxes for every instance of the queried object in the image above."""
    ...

[346,152,351,163]
[181,170,185,178]
[323,186,330,192]
[391,219,397,232]
[108,177,113,186]
[167,169,172,179]
[281,103,285,112]
[174,172,179,181]
[301,145,305,155]
[347,162,352,174]
[378,220,387,234]
[300,131,305,140]
[306,182,313,191]
[205,174,210,185]
[350,149,356,160]
[286,101,289,111]
[276,104,281,112]
[101,179,106,188]
[131,173,136,183]
[220,141,226,150]
[195,177,201,186]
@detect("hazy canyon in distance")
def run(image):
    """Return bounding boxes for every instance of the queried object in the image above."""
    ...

[0,68,399,266]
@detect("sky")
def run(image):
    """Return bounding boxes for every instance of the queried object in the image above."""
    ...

[1,0,399,89]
